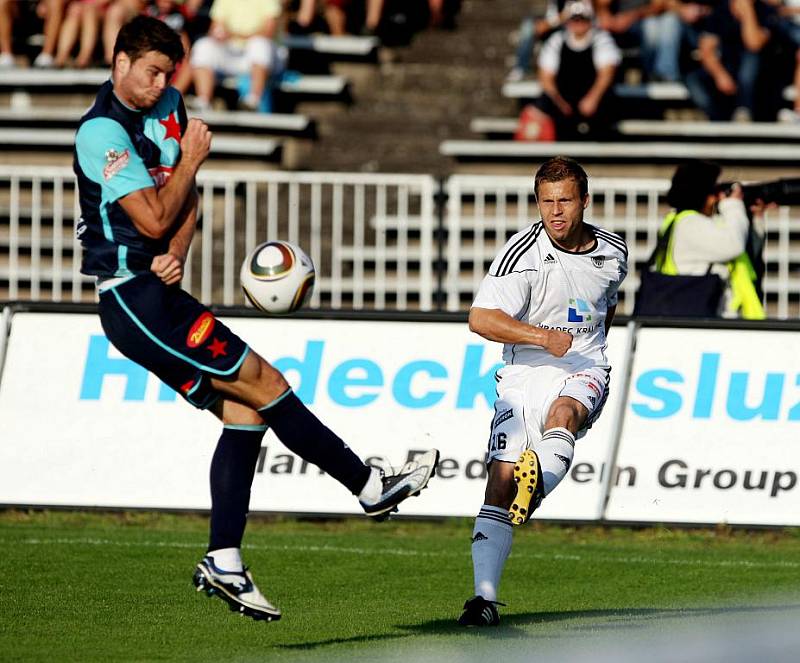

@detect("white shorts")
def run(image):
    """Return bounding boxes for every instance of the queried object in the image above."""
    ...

[486,363,610,463]
[190,36,283,74]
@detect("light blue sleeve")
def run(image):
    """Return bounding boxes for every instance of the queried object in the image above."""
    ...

[75,117,154,202]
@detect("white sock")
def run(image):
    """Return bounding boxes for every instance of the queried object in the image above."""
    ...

[533,427,575,496]
[471,505,513,601]
[207,547,243,572]
[357,467,383,505]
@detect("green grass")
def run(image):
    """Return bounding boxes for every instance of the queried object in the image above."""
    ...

[1,510,800,662]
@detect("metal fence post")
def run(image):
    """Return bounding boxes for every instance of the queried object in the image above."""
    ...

[434,176,448,311]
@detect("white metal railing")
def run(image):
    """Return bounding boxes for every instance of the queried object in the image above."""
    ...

[445,175,670,313]
[1,166,799,316]
[0,166,436,310]
[445,174,800,317]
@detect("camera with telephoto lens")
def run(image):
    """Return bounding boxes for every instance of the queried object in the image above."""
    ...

[717,177,800,206]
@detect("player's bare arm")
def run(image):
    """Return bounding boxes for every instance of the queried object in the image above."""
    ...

[469,306,573,357]
[151,188,199,285]
[118,118,211,239]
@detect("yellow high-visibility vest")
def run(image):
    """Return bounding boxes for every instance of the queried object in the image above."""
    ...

[655,210,765,320]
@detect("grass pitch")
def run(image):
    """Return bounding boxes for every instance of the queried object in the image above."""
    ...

[1,510,800,662]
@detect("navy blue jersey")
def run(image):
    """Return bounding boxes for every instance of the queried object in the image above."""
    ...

[74,80,187,278]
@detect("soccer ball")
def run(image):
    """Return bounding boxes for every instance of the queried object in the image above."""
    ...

[240,240,315,315]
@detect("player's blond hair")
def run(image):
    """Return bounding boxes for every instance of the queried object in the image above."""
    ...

[534,157,589,198]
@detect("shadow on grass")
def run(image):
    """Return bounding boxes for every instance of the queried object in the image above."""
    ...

[277,603,800,650]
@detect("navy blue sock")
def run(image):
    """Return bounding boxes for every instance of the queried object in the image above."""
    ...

[208,425,266,552]
[258,390,371,495]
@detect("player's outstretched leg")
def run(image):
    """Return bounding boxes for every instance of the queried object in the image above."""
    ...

[193,555,281,622]
[358,449,440,520]
[508,449,545,526]
[258,389,439,519]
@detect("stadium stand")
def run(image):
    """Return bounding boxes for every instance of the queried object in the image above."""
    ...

[434,4,800,176]
[439,140,800,166]
[503,80,800,111]
[0,129,283,162]
[3,0,799,311]
[502,80,692,102]
[470,117,800,143]
[0,68,351,110]
[0,107,316,138]
[0,50,353,168]
[284,34,380,75]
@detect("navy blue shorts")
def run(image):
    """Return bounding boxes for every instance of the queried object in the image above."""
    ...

[98,273,250,409]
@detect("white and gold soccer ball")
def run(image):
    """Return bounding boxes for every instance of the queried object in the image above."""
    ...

[240,240,315,315]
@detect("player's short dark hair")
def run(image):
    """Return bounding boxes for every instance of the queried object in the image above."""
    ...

[113,15,184,67]
[666,160,722,211]
[534,157,589,198]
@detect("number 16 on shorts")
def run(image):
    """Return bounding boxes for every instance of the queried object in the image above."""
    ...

[490,431,507,452]
[486,393,528,464]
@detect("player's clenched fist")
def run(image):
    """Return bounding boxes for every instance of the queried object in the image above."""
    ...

[181,118,212,167]
[543,328,573,357]
[151,252,184,285]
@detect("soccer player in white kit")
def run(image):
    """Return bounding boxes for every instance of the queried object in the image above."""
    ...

[458,157,627,626]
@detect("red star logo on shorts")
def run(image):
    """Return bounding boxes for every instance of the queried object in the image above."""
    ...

[207,337,228,359]
[159,112,182,143]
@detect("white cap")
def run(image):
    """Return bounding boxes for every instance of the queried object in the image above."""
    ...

[564,0,594,19]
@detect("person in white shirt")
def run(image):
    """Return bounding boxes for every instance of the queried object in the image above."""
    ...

[649,160,766,318]
[457,157,628,627]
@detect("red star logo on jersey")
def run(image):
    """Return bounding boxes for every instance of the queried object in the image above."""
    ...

[207,337,228,359]
[159,112,182,143]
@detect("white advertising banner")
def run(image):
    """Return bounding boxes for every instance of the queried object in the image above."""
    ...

[0,312,625,519]
[606,327,800,525]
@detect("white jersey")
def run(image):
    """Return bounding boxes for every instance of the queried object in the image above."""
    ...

[472,221,627,371]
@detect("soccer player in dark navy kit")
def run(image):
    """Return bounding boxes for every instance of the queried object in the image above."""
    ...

[73,15,439,622]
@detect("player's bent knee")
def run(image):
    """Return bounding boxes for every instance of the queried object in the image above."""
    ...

[546,397,588,432]
[210,352,289,407]
[220,398,265,426]
[240,352,288,390]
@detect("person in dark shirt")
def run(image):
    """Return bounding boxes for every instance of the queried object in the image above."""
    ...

[685,0,773,120]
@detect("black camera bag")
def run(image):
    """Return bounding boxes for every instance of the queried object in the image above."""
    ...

[633,215,724,318]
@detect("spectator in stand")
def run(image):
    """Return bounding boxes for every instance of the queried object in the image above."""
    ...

[190,0,285,111]
[767,0,800,119]
[508,0,568,81]
[536,0,621,139]
[296,0,384,36]
[102,0,194,92]
[103,0,145,64]
[596,0,683,82]
[667,0,712,52]
[684,0,774,121]
[0,0,17,67]
[319,0,353,35]
[33,0,70,67]
[54,0,111,68]
[148,0,195,92]
[427,0,450,28]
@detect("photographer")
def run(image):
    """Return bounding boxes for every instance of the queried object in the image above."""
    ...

[636,160,766,319]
